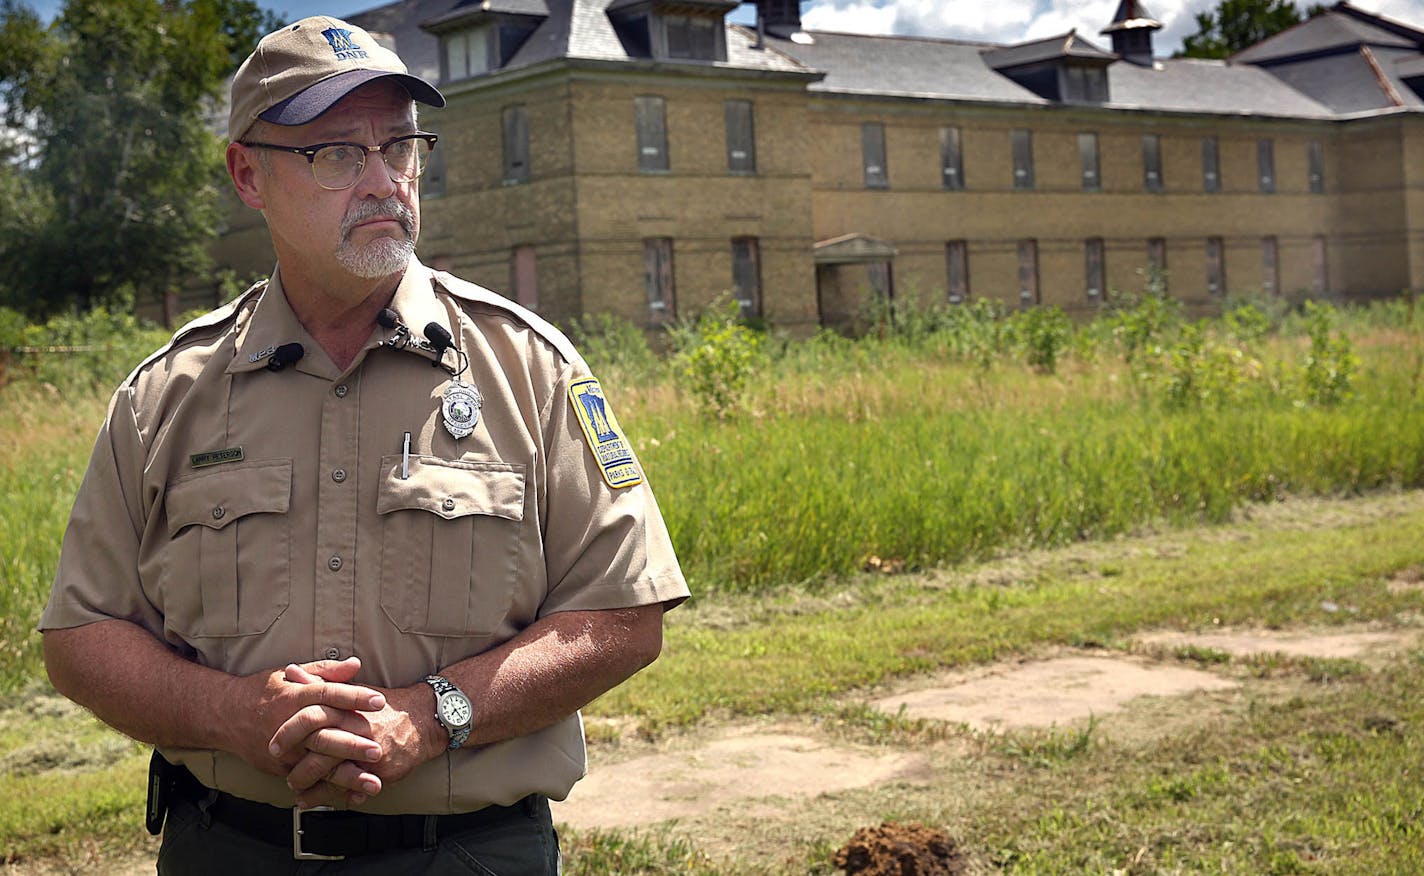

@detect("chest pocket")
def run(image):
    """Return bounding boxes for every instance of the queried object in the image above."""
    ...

[376,456,527,637]
[161,459,292,638]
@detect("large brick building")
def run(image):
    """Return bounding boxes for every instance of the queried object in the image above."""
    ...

[210,0,1424,331]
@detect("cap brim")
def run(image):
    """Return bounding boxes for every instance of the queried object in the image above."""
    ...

[259,68,446,126]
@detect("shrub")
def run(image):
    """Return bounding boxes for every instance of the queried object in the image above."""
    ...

[1007,305,1073,374]
[563,311,662,382]
[667,298,765,419]
[1301,301,1358,406]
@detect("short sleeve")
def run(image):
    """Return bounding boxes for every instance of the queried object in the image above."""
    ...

[38,386,163,635]
[536,364,688,616]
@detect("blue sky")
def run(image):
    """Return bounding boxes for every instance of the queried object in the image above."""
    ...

[14,1,1424,55]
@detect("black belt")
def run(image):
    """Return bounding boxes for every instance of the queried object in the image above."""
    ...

[172,766,534,860]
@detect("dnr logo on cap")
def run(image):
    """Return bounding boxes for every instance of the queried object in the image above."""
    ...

[322,27,368,61]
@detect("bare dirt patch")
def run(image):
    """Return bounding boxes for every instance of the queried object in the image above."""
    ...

[552,725,932,831]
[871,654,1238,731]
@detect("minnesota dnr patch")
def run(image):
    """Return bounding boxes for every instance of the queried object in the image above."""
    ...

[569,377,643,488]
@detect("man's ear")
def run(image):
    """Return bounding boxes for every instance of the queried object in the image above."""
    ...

[226,142,267,210]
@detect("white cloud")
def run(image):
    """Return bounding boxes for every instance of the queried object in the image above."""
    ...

[796,0,1424,54]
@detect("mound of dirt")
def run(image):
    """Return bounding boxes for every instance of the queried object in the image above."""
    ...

[833,822,968,876]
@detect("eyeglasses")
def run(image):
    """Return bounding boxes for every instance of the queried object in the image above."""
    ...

[240,132,438,191]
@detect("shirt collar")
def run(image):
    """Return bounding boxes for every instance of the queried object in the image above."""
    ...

[227,258,453,376]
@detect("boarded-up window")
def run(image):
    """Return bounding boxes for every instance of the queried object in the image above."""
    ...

[1206,237,1226,296]
[635,96,669,172]
[1018,239,1039,305]
[512,245,538,311]
[1143,134,1163,192]
[1062,65,1108,103]
[1202,137,1220,192]
[731,237,761,318]
[862,123,888,188]
[1079,132,1100,191]
[1262,236,1279,296]
[867,260,893,301]
[1257,138,1275,193]
[1313,235,1329,295]
[1308,140,1325,193]
[946,240,969,303]
[1085,238,1105,301]
[502,104,529,183]
[423,141,447,197]
[1148,237,1167,291]
[1012,129,1034,189]
[725,100,756,174]
[644,238,675,324]
[940,126,964,190]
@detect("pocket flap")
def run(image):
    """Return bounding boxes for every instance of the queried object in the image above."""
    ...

[165,459,293,537]
[377,456,526,522]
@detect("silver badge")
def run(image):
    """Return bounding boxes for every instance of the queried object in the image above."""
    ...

[441,380,482,439]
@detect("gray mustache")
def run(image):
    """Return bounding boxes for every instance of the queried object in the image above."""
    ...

[341,198,414,241]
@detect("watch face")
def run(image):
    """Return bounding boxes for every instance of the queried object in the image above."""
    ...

[440,693,472,727]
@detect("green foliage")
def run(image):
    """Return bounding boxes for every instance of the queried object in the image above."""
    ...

[1176,0,1317,59]
[0,304,170,388]
[1156,320,1264,409]
[667,299,765,419]
[1102,285,1184,368]
[1301,300,1358,405]
[562,311,662,382]
[1006,304,1072,374]
[0,0,278,317]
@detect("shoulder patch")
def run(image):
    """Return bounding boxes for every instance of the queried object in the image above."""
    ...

[568,378,643,489]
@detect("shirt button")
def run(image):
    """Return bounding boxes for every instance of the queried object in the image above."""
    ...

[324,647,341,660]
[334,384,349,398]
[328,555,343,571]
[442,498,456,511]
[332,468,347,483]
[212,506,225,520]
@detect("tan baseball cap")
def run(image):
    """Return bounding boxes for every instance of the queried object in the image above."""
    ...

[228,16,445,141]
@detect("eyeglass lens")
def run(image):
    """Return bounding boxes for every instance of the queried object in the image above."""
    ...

[312,137,432,189]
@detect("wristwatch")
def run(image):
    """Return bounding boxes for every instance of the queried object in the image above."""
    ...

[423,675,473,750]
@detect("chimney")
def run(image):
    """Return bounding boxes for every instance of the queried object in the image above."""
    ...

[1100,0,1162,66]
[756,0,802,39]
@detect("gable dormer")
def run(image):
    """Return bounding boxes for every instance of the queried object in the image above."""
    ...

[983,31,1116,104]
[422,0,549,83]
[606,0,738,63]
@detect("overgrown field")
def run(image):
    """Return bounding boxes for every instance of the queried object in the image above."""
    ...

[3,293,1423,690]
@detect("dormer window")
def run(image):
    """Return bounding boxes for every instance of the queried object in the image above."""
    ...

[983,31,1115,105]
[1061,64,1108,103]
[423,2,548,82]
[666,15,718,59]
[607,0,733,62]
[444,25,493,81]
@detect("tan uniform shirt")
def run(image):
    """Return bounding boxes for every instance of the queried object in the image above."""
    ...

[40,258,688,814]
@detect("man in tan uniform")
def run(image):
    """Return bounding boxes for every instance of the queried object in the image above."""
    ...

[39,16,687,873]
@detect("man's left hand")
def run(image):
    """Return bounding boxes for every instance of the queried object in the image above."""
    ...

[271,661,438,808]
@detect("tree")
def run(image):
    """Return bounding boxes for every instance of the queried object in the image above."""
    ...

[0,0,278,317]
[1176,0,1328,60]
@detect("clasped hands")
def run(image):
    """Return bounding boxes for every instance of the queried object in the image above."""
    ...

[256,657,436,809]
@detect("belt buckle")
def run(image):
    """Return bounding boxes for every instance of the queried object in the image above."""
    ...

[292,806,345,861]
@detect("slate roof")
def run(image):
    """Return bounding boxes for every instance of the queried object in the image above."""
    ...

[351,0,811,83]
[982,31,1117,70]
[1234,10,1415,64]
[759,29,1335,118]
[344,0,1414,121]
